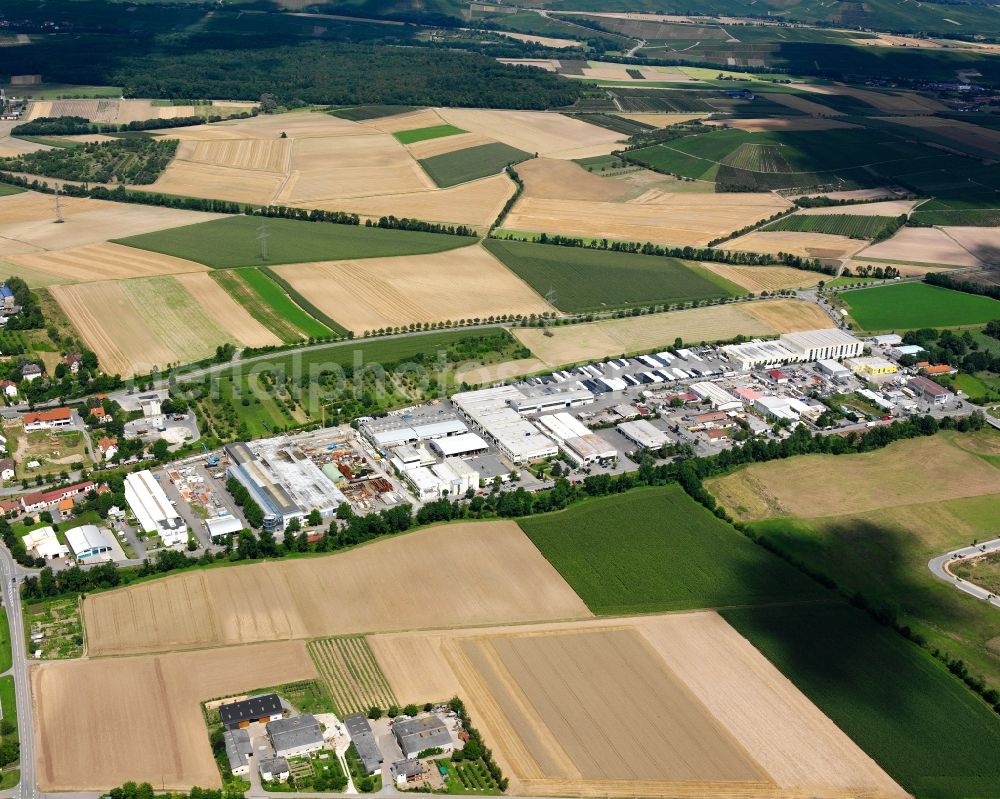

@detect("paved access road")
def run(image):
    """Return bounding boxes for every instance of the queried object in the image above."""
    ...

[928,537,1000,609]
[0,547,36,799]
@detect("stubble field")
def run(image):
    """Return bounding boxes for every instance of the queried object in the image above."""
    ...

[173,271,281,348]
[708,434,1000,521]
[370,613,904,798]
[7,242,210,285]
[33,640,317,791]
[700,263,824,292]
[724,230,866,259]
[273,244,554,334]
[82,522,592,657]
[856,227,983,267]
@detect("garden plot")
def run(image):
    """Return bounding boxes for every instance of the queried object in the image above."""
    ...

[856,227,983,267]
[32,640,318,791]
[82,522,592,657]
[273,245,553,334]
[434,108,624,160]
[370,613,905,798]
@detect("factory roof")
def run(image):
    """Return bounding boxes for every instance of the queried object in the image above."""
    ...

[780,328,861,351]
[411,419,467,439]
[125,470,187,538]
[535,412,591,442]
[563,434,617,462]
[722,340,797,363]
[429,432,489,457]
[616,419,669,449]
[64,524,113,556]
[909,375,950,397]
[690,381,741,408]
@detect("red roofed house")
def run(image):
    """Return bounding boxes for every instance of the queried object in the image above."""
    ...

[767,369,789,384]
[20,480,95,513]
[98,436,118,461]
[23,407,73,432]
[922,364,957,377]
[63,354,82,374]
[89,406,108,421]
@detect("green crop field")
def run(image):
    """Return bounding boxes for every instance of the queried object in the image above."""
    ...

[0,610,10,674]
[518,486,823,614]
[484,238,739,312]
[210,268,330,343]
[764,214,901,240]
[419,142,532,188]
[843,282,1000,330]
[115,216,469,268]
[328,105,420,121]
[0,183,24,197]
[723,603,1000,799]
[393,124,465,144]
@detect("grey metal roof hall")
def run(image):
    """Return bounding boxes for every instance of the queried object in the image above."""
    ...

[223,727,253,771]
[344,713,383,774]
[267,714,324,754]
[219,693,282,728]
[393,715,451,758]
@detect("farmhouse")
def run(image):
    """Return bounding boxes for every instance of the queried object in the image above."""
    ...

[0,285,14,311]
[21,526,69,560]
[393,716,453,759]
[23,407,73,432]
[98,436,118,461]
[63,354,82,374]
[267,714,325,758]
[219,693,283,731]
[259,757,290,783]
[617,419,671,450]
[20,364,42,382]
[908,375,951,405]
[20,481,95,513]
[344,714,383,775]
[1,381,17,398]
[0,458,13,482]
[64,524,115,562]
[224,728,253,776]
[125,470,189,547]
[89,406,108,421]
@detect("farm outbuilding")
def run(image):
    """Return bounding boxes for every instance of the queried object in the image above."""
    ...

[259,757,290,783]
[344,714,384,775]
[393,715,454,759]
[224,728,253,776]
[267,714,325,758]
[219,693,283,730]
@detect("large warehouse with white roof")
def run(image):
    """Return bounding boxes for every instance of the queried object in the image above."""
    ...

[125,470,189,547]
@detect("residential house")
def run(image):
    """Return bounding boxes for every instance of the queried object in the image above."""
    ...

[98,436,118,461]
[20,363,42,382]
[0,285,14,311]
[63,354,82,374]
[23,407,73,431]
[20,480,95,513]
[259,757,290,783]
[89,406,108,422]
[1,380,17,398]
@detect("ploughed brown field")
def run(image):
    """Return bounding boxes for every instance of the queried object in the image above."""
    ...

[82,522,591,657]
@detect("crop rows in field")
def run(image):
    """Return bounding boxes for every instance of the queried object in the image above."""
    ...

[764,214,901,240]
[419,142,532,188]
[210,268,322,344]
[722,143,794,173]
[308,636,397,716]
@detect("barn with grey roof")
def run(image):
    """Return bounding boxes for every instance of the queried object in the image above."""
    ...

[393,715,453,759]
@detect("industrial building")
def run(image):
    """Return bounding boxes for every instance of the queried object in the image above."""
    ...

[909,375,951,404]
[755,395,812,422]
[507,384,595,414]
[226,437,348,532]
[452,386,558,463]
[857,388,895,412]
[535,412,616,466]
[65,524,116,561]
[125,470,189,547]
[224,728,253,776]
[690,382,743,412]
[364,417,468,450]
[21,527,69,560]
[779,329,863,362]
[267,714,325,758]
[844,356,897,378]
[428,432,489,459]
[721,340,798,370]
[617,420,670,450]
[220,694,283,730]
[403,458,479,500]
[393,716,453,759]
[344,714,383,775]
[205,514,243,542]
[817,359,850,381]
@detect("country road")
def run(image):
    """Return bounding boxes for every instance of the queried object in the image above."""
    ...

[0,548,35,799]
[928,536,1000,609]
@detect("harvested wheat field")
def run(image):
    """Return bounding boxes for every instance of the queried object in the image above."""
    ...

[506,193,789,247]
[7,242,210,285]
[309,173,515,229]
[725,231,866,259]
[796,199,919,217]
[701,264,823,293]
[405,131,495,160]
[799,84,947,113]
[150,159,286,205]
[82,522,591,657]
[705,117,858,132]
[0,192,225,253]
[370,613,904,798]
[842,259,954,278]
[742,299,832,332]
[518,157,627,202]
[276,133,432,205]
[496,30,581,48]
[176,138,292,172]
[274,245,553,334]
[514,303,783,366]
[51,276,236,376]
[856,227,983,267]
[768,94,844,115]
[708,433,1000,521]
[365,108,445,134]
[939,226,1000,262]
[434,108,623,160]
[154,110,362,141]
[173,272,281,348]
[33,640,317,791]
[613,113,707,128]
